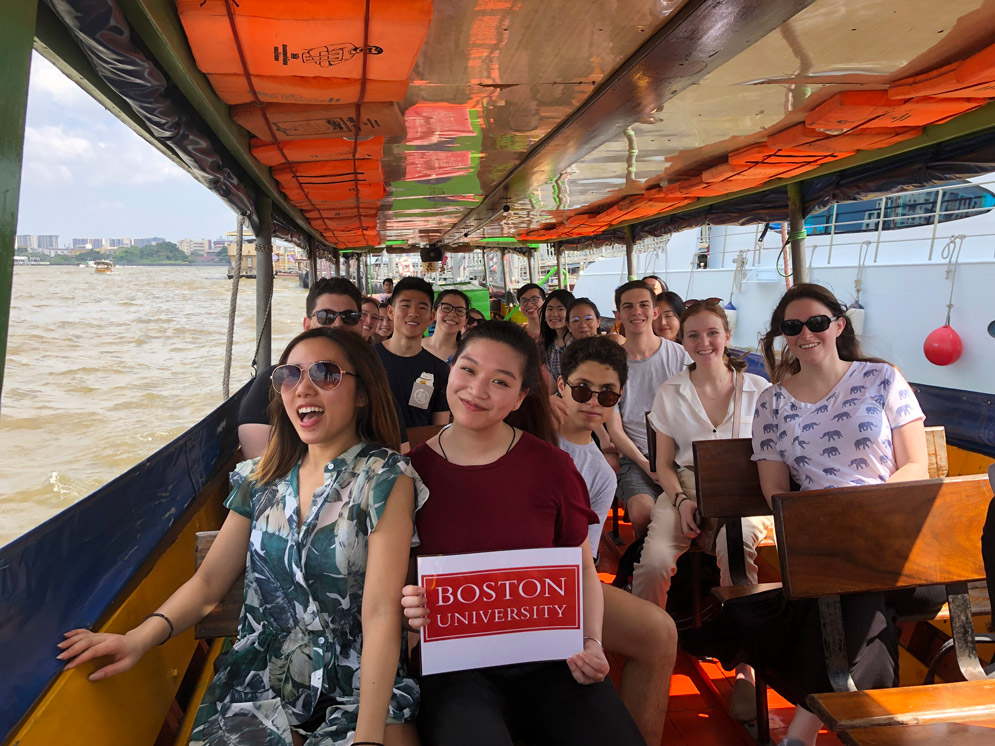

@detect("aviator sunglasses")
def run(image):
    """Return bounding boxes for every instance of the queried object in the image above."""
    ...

[313,308,361,326]
[271,361,357,393]
[780,314,840,337]
[564,380,622,407]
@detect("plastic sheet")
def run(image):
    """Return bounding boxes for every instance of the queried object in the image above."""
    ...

[0,386,245,736]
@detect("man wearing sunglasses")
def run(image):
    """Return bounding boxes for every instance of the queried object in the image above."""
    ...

[237,277,366,458]
[605,280,691,540]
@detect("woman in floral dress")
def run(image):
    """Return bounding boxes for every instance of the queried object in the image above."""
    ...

[60,327,427,746]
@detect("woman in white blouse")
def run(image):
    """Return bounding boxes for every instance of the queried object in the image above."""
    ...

[634,300,770,721]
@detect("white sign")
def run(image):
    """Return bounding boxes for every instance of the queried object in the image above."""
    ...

[417,547,584,675]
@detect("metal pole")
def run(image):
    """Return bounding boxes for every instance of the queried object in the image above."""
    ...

[787,180,808,285]
[528,248,535,283]
[309,241,317,287]
[0,0,39,401]
[624,224,636,280]
[556,246,563,289]
[500,248,510,301]
[334,249,341,277]
[480,247,487,288]
[255,196,273,370]
[356,251,363,292]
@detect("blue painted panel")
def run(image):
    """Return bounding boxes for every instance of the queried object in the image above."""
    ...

[0,385,245,737]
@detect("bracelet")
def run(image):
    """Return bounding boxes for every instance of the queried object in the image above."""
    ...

[354,742,384,746]
[671,491,687,507]
[583,636,603,650]
[675,496,692,512]
[144,612,174,646]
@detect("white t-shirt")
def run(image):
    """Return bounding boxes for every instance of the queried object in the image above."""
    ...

[617,337,690,457]
[558,436,616,554]
[751,361,924,489]
[649,368,769,472]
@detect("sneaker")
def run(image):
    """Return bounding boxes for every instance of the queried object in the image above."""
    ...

[730,677,757,722]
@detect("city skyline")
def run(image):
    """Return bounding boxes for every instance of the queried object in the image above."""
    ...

[15,52,237,241]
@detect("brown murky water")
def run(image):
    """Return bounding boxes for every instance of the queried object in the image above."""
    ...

[1,265,308,547]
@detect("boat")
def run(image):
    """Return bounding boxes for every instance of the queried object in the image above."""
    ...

[93,259,114,273]
[2,1,994,745]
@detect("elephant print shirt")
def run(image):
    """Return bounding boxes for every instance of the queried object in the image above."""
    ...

[751,362,924,490]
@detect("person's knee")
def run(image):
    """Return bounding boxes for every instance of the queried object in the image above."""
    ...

[626,494,654,528]
[633,603,677,661]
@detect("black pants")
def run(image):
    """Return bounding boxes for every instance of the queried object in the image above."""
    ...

[417,661,646,746]
[983,495,995,622]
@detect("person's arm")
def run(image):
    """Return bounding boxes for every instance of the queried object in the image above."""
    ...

[566,537,610,685]
[887,419,929,482]
[59,510,251,680]
[237,424,271,459]
[605,407,653,478]
[757,460,792,510]
[355,476,416,744]
[654,431,699,539]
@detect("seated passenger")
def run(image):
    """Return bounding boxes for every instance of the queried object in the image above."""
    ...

[567,297,602,340]
[642,275,667,296]
[556,335,677,745]
[237,277,364,459]
[516,282,546,340]
[401,321,646,746]
[539,289,575,383]
[60,327,427,746]
[652,291,685,342]
[377,299,393,339]
[634,300,770,720]
[422,289,470,363]
[360,296,381,342]
[375,277,451,430]
[464,307,486,331]
[751,283,927,746]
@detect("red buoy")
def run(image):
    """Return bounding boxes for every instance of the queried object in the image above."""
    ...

[923,325,963,366]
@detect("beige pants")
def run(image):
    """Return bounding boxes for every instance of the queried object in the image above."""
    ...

[631,469,774,609]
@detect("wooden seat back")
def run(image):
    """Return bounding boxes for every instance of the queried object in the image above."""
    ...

[194,531,243,639]
[774,474,992,600]
[407,424,445,450]
[693,426,948,519]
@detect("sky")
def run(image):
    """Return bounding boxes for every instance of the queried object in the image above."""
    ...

[15,52,237,245]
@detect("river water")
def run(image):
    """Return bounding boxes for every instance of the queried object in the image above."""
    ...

[1,265,308,547]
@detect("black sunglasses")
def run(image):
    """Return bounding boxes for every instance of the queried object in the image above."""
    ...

[465,315,483,327]
[271,361,357,393]
[684,297,722,308]
[780,314,840,337]
[564,380,621,407]
[313,308,361,326]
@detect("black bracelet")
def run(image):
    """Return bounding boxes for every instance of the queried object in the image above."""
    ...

[671,491,687,507]
[353,742,384,746]
[675,496,691,512]
[144,612,174,645]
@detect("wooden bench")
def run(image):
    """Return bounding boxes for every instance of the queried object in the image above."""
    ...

[194,531,243,639]
[834,718,995,746]
[773,473,994,739]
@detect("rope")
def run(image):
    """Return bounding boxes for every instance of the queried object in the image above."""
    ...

[350,0,372,245]
[729,250,748,302]
[624,128,638,185]
[853,240,872,305]
[222,216,244,399]
[940,235,966,326]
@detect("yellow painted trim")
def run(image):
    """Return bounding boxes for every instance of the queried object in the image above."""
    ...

[173,638,227,746]
[7,496,227,746]
[947,444,995,478]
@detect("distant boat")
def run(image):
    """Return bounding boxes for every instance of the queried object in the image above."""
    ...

[94,259,114,274]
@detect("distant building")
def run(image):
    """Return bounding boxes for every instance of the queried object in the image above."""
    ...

[15,234,32,249]
[134,236,167,248]
[107,237,133,248]
[72,238,91,249]
[15,234,59,250]
[178,238,212,255]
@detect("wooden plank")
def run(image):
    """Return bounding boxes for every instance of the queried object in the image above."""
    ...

[774,474,992,599]
[693,438,771,518]
[925,426,948,479]
[808,680,995,730]
[711,581,783,603]
[194,531,243,639]
[838,718,995,746]
[896,581,990,623]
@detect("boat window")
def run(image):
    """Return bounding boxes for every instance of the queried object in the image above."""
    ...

[805,183,995,235]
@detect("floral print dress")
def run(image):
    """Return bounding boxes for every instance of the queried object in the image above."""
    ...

[190,443,429,746]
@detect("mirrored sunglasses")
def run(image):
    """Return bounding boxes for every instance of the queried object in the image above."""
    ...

[313,309,361,326]
[565,381,621,407]
[780,314,839,337]
[271,361,357,393]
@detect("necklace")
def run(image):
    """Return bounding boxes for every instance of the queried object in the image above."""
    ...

[438,423,516,462]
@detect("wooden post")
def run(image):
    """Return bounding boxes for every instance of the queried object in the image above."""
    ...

[787,181,808,285]
[500,248,510,301]
[0,0,39,401]
[625,224,636,280]
[255,196,273,370]
[555,245,563,289]
[334,250,341,277]
[309,241,317,287]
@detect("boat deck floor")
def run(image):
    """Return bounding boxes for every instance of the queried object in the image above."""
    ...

[597,522,843,746]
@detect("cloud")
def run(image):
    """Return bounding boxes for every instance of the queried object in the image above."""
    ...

[28,55,92,107]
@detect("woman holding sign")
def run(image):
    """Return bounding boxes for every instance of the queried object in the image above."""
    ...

[402,321,646,746]
[59,327,427,746]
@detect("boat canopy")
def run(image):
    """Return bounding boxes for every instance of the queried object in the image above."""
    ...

[31,0,995,258]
